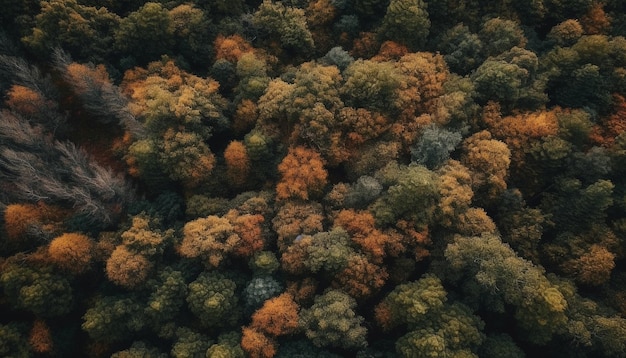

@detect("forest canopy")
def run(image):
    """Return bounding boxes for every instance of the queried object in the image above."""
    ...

[2,0,626,357]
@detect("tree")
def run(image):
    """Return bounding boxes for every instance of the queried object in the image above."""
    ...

[460,131,511,202]
[252,0,315,56]
[234,53,271,102]
[375,274,485,357]
[48,232,93,274]
[411,124,463,169]
[341,59,402,112]
[0,323,31,358]
[249,292,300,337]
[159,129,216,188]
[168,4,212,66]
[562,244,616,286]
[110,341,167,358]
[331,254,388,299]
[114,2,173,65]
[144,268,188,324]
[120,214,173,257]
[178,215,241,268]
[370,164,440,226]
[241,327,276,358]
[29,320,53,354]
[1,264,73,317]
[214,34,254,63]
[105,245,152,288]
[53,53,143,135]
[186,272,241,329]
[22,0,120,63]
[377,0,430,50]
[299,289,368,349]
[438,24,485,75]
[272,201,324,252]
[0,121,135,228]
[170,327,212,358]
[334,209,406,263]
[478,18,527,57]
[547,20,584,47]
[243,276,283,310]
[82,295,146,341]
[444,233,568,344]
[276,146,328,201]
[436,159,474,228]
[227,210,266,258]
[302,228,355,274]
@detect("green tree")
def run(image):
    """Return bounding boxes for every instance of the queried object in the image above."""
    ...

[376,275,485,357]
[341,59,402,112]
[377,0,430,50]
[438,24,484,75]
[478,18,527,57]
[114,2,174,65]
[252,0,315,56]
[444,232,569,344]
[299,289,368,349]
[144,268,188,325]
[186,272,241,329]
[82,295,146,341]
[22,0,120,63]
[370,164,440,226]
[0,264,73,318]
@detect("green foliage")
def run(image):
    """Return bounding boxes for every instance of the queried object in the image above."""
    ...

[186,272,241,329]
[472,47,547,111]
[380,275,485,357]
[145,268,188,324]
[542,178,614,233]
[0,323,30,358]
[111,341,168,358]
[438,24,484,75]
[170,327,213,358]
[22,0,120,63]
[341,59,402,112]
[114,2,173,64]
[252,0,314,54]
[1,264,73,317]
[304,228,355,273]
[444,233,568,344]
[2,2,626,357]
[82,295,146,341]
[478,18,527,57]
[248,251,280,275]
[378,0,430,50]
[299,289,368,349]
[205,331,245,358]
[383,274,448,329]
[478,334,525,358]
[371,164,439,226]
[343,175,384,208]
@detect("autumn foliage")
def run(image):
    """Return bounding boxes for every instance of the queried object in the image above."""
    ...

[276,146,328,201]
[224,141,251,188]
[3,1,626,357]
[48,233,93,274]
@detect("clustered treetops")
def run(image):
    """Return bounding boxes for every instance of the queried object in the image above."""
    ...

[2,0,626,357]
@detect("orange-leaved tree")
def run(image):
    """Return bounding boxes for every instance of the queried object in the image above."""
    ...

[224,140,251,188]
[276,146,328,201]
[29,319,53,354]
[48,233,93,274]
[249,292,300,337]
